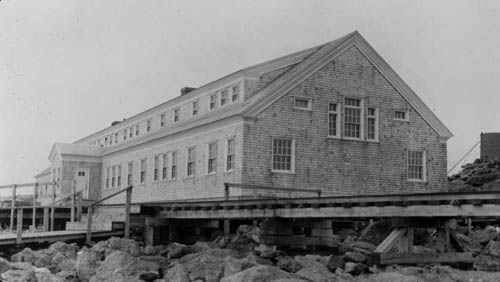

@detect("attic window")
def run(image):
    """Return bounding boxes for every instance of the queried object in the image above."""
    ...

[294,98,311,110]
[394,110,409,121]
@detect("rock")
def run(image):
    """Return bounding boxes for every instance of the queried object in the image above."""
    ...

[11,247,53,268]
[56,270,79,282]
[165,242,193,259]
[327,255,345,271]
[236,225,250,234]
[294,255,329,270]
[360,220,391,245]
[52,252,76,272]
[89,251,161,282]
[164,264,190,282]
[412,245,437,254]
[344,262,367,275]
[35,267,66,282]
[470,226,499,245]
[223,256,256,277]
[0,257,15,274]
[75,247,101,282]
[277,256,302,273]
[351,241,376,252]
[486,240,500,256]
[243,253,274,266]
[220,265,309,282]
[49,242,79,259]
[343,252,368,263]
[143,246,155,256]
[474,254,500,271]
[296,266,343,282]
[190,241,213,253]
[1,269,37,282]
[259,249,277,259]
[226,233,259,254]
[94,237,142,257]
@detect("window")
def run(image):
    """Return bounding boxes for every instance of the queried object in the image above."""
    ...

[146,119,152,132]
[135,125,140,136]
[127,162,133,186]
[153,155,159,181]
[210,95,217,110]
[124,129,128,140]
[160,114,166,127]
[111,166,116,187]
[140,159,146,184]
[171,151,177,180]
[328,103,340,137]
[104,137,108,146]
[187,147,195,177]
[272,138,294,172]
[394,110,408,121]
[129,127,133,138]
[117,165,121,187]
[109,135,113,145]
[220,90,228,106]
[192,101,198,116]
[173,108,180,123]
[294,98,311,110]
[162,154,168,180]
[232,86,239,102]
[367,107,378,141]
[226,138,235,172]
[408,150,426,181]
[106,167,110,188]
[208,142,218,174]
[344,98,362,139]
[114,133,118,143]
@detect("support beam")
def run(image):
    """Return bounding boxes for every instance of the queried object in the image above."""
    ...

[16,208,23,244]
[43,207,49,232]
[375,228,406,253]
[71,180,76,222]
[379,252,473,265]
[76,193,82,222]
[86,206,93,245]
[223,220,230,235]
[10,184,17,232]
[32,183,38,229]
[124,187,131,239]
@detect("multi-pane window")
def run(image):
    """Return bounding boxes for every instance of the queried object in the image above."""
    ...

[232,86,239,102]
[127,162,133,186]
[117,165,121,187]
[221,90,228,106]
[395,110,408,121]
[187,147,195,177]
[154,155,159,181]
[408,150,425,181]
[294,98,310,110]
[192,101,198,116]
[328,103,339,137]
[106,167,110,188]
[210,95,217,110]
[140,159,146,184]
[109,135,113,145]
[111,166,116,187]
[146,119,152,132]
[162,154,168,180]
[344,98,362,139]
[160,114,166,127]
[208,142,218,174]
[114,133,118,143]
[171,151,177,180]
[124,129,128,141]
[174,108,180,123]
[226,138,235,171]
[272,138,293,172]
[129,127,133,138]
[135,125,140,136]
[367,108,377,140]
[104,137,108,146]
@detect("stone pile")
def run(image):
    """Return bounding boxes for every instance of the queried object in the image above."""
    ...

[449,158,500,190]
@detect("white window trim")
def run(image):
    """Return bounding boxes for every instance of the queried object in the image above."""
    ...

[209,94,217,111]
[327,102,341,139]
[185,147,195,178]
[366,107,379,142]
[173,108,180,123]
[224,138,236,173]
[170,151,178,181]
[394,110,410,122]
[293,97,312,111]
[271,138,295,174]
[343,98,364,141]
[407,150,427,182]
[139,158,147,185]
[206,142,218,175]
[153,155,160,183]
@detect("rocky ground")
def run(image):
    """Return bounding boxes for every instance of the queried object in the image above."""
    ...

[2,221,500,282]
[449,158,500,191]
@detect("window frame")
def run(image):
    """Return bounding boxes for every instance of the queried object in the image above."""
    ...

[225,138,235,172]
[171,151,178,180]
[271,138,295,174]
[293,97,312,111]
[407,150,427,182]
[140,158,147,184]
[173,108,180,123]
[192,101,199,116]
[210,94,217,110]
[111,166,116,188]
[327,102,340,138]
[343,97,364,140]
[117,165,122,187]
[146,119,152,132]
[153,155,159,182]
[135,124,140,136]
[366,107,379,142]
[162,153,168,181]
[207,142,218,175]
[220,90,228,106]
[231,85,239,102]
[186,147,196,177]
[160,114,166,128]
[394,110,409,121]
[127,161,133,186]
[105,167,110,189]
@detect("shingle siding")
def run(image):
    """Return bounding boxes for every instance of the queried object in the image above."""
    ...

[242,46,447,195]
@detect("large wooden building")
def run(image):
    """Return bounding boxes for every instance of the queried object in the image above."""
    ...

[35,31,453,204]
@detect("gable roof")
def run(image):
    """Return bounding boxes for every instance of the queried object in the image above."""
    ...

[49,142,104,161]
[34,166,51,178]
[242,31,453,140]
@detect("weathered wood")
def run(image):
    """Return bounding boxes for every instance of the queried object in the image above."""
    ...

[51,184,56,231]
[379,252,473,265]
[32,183,38,229]
[225,183,322,197]
[10,184,17,231]
[435,229,446,253]
[375,228,406,253]
[43,207,49,231]
[224,183,230,201]
[124,187,131,239]
[262,235,339,248]
[86,206,93,245]
[71,180,76,222]
[16,208,23,244]
[407,227,414,253]
[223,220,230,235]
[444,228,451,252]
[450,230,465,252]
[76,193,82,222]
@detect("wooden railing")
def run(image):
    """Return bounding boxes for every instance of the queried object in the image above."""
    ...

[85,185,133,245]
[223,183,322,200]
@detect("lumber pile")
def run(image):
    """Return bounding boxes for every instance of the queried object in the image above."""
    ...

[448,158,500,191]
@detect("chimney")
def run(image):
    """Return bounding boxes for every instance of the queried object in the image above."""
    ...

[111,121,121,126]
[180,87,197,96]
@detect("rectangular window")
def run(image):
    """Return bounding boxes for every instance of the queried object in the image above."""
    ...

[135,125,140,136]
[104,137,108,146]
[160,114,166,127]
[208,142,218,174]
[294,98,311,110]
[226,138,235,172]
[192,101,198,116]
[162,153,168,180]
[117,165,121,187]
[114,133,118,143]
[129,127,133,138]
[408,150,425,181]
[344,98,362,139]
[272,138,294,172]
[154,155,159,181]
[124,129,128,140]
[173,108,180,123]
[109,135,113,145]
[111,166,116,187]
[328,103,339,137]
[106,167,110,188]
[127,162,133,186]
[367,107,378,141]
[220,90,228,106]
[187,147,195,177]
[210,95,217,110]
[146,119,152,132]
[232,86,239,102]
[171,151,177,180]
[394,110,408,121]
[140,159,146,184]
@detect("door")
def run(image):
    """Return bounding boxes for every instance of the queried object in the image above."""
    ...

[74,168,90,199]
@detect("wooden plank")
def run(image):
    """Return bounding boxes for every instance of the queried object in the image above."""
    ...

[76,193,82,222]
[225,183,322,196]
[450,230,465,252]
[375,228,406,253]
[32,183,38,229]
[10,184,16,231]
[16,208,23,244]
[262,235,339,248]
[43,207,49,231]
[407,227,414,254]
[379,252,473,265]
[71,180,75,222]
[86,206,93,245]
[124,187,131,239]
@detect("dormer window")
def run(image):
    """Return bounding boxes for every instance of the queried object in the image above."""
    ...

[146,119,152,132]
[160,114,166,127]
[210,95,217,110]
[192,101,198,116]
[221,90,228,106]
[232,86,239,102]
[174,108,180,123]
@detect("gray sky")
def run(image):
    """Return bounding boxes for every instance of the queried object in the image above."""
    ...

[1,0,499,184]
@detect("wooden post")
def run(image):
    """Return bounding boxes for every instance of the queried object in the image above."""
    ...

[32,183,38,229]
[444,228,451,252]
[76,193,82,222]
[50,182,56,231]
[467,218,472,234]
[224,183,229,201]
[124,187,131,239]
[71,180,76,222]
[43,207,49,232]
[86,206,93,245]
[16,208,23,244]
[223,220,230,235]
[407,227,414,253]
[10,184,17,232]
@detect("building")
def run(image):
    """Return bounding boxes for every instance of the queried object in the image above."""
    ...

[481,133,500,161]
[35,31,453,205]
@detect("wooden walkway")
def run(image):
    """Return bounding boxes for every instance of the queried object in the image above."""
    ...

[0,230,123,246]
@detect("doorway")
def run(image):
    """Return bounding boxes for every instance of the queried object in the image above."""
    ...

[74,168,90,199]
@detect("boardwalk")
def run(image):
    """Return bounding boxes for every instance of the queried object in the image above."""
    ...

[0,230,123,245]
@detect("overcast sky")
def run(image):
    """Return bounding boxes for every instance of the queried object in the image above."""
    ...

[1,0,499,184]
